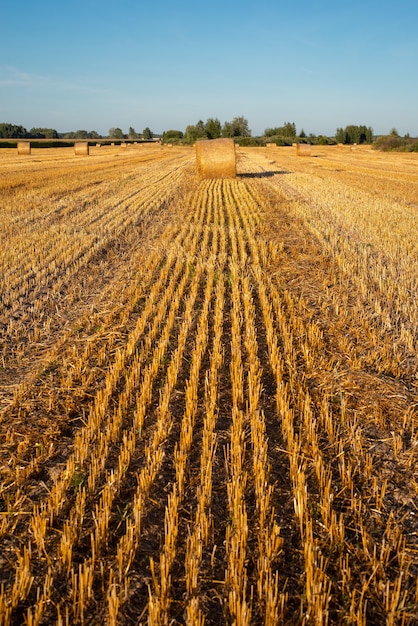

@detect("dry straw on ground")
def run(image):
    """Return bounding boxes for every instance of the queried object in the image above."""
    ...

[17,142,31,155]
[74,142,89,156]
[195,138,236,179]
[296,143,311,156]
[1,145,418,624]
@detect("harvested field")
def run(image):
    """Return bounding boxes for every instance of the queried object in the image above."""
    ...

[1,143,418,624]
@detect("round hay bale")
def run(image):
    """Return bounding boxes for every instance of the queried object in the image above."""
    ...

[17,142,31,155]
[195,138,236,179]
[120,142,127,149]
[296,143,311,156]
[74,142,89,156]
[266,142,276,147]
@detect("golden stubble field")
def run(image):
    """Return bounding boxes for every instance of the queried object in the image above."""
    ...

[0,142,418,624]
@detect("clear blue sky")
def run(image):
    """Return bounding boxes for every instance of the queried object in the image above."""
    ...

[1,0,417,136]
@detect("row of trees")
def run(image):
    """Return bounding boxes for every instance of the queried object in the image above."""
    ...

[264,121,297,137]
[3,120,415,147]
[163,116,252,144]
[335,125,373,145]
[0,123,156,140]
[107,127,154,140]
[372,128,418,152]
[161,120,377,146]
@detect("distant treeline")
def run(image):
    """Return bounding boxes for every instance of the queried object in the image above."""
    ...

[0,124,68,139]
[163,120,376,146]
[0,123,155,141]
[1,121,416,150]
[372,130,418,152]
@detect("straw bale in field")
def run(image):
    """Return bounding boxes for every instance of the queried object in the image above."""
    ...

[121,143,127,149]
[74,142,89,156]
[195,138,236,179]
[266,142,276,147]
[17,142,31,155]
[296,143,311,156]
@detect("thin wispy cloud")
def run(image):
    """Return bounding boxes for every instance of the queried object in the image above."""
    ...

[0,65,110,96]
[0,65,48,88]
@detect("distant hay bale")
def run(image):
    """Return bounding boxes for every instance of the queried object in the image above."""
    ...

[266,142,276,147]
[296,143,311,156]
[96,143,101,148]
[120,143,127,149]
[17,142,31,155]
[195,138,236,179]
[74,142,89,155]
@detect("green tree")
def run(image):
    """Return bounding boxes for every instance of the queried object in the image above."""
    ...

[264,122,296,139]
[205,117,222,139]
[128,126,138,139]
[62,130,90,139]
[335,127,347,143]
[30,127,58,138]
[365,127,373,143]
[197,120,205,136]
[184,120,206,143]
[162,130,183,142]
[108,127,124,139]
[142,127,153,140]
[335,124,373,144]
[282,121,296,137]
[184,125,198,143]
[0,123,28,138]
[223,116,251,138]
